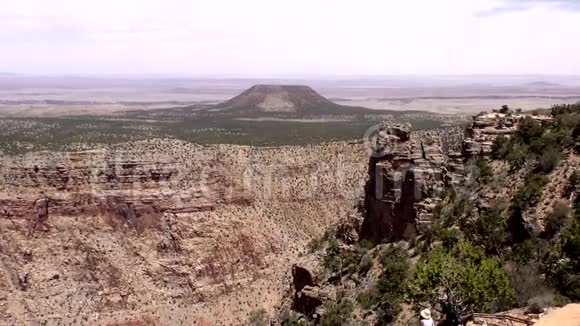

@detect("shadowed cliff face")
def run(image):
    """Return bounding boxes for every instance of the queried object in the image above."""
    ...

[360,123,451,243]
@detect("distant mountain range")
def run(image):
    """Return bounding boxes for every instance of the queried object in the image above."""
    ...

[525,81,563,87]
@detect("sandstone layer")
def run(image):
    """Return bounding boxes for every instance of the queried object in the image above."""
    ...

[0,140,368,325]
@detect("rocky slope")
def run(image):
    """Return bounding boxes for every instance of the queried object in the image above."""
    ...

[0,140,368,325]
[278,108,580,325]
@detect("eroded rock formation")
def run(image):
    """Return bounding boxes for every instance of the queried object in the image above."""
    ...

[360,123,451,243]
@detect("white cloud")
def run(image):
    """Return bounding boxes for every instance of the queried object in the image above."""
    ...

[474,0,580,16]
[0,0,579,75]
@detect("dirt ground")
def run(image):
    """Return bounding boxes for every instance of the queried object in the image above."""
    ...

[535,304,580,326]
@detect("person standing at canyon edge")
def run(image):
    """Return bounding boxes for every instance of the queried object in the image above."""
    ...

[420,309,434,326]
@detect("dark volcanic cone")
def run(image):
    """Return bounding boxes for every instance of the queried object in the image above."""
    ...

[208,84,372,115]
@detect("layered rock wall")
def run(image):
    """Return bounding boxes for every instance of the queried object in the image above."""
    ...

[360,123,451,243]
[0,139,368,325]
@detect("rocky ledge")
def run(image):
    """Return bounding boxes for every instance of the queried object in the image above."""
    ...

[462,111,552,159]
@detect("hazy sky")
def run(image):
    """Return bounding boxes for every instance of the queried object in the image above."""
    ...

[1,0,579,75]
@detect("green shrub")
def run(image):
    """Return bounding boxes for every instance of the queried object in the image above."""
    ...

[526,301,544,314]
[515,117,544,144]
[528,131,564,157]
[356,286,378,310]
[248,309,269,326]
[491,135,509,159]
[508,174,548,242]
[377,247,411,295]
[491,107,579,172]
[354,246,410,324]
[545,215,580,300]
[308,230,332,253]
[551,103,580,116]
[433,191,470,229]
[544,200,571,238]
[280,310,307,326]
[358,252,373,275]
[475,158,493,184]
[552,271,580,300]
[539,148,561,173]
[465,205,508,255]
[320,298,353,326]
[322,237,342,272]
[511,174,548,213]
[322,238,367,275]
[574,124,580,140]
[509,238,551,265]
[565,171,579,197]
[439,227,464,250]
[506,262,555,308]
[562,220,580,261]
[505,143,529,170]
[408,240,513,313]
[375,246,411,324]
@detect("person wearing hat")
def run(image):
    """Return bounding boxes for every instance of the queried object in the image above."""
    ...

[420,308,434,326]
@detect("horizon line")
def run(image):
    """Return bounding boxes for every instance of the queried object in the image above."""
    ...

[3,73,580,79]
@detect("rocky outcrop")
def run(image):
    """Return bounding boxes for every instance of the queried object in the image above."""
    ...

[357,113,548,243]
[462,112,552,159]
[462,112,517,158]
[360,123,451,243]
[290,258,332,320]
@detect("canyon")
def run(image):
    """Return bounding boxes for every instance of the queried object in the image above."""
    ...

[1,110,578,325]
[0,140,368,325]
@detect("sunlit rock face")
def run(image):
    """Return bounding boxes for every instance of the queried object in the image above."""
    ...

[0,139,368,325]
